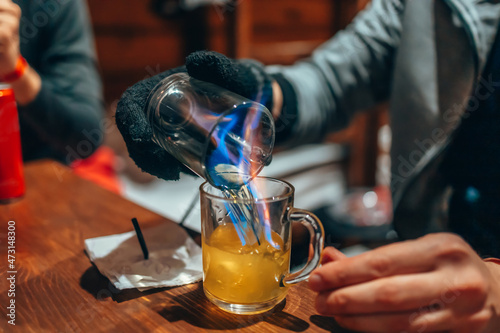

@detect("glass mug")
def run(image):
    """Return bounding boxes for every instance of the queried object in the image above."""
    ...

[145,72,275,189]
[200,177,324,315]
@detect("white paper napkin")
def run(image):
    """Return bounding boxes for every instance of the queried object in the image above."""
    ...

[84,222,203,291]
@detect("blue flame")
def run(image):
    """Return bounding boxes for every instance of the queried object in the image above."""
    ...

[205,106,254,245]
[248,182,279,249]
[204,102,274,247]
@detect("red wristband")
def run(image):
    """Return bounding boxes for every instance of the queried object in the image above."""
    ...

[1,56,28,83]
[483,258,500,265]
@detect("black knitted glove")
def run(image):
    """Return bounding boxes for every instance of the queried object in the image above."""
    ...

[115,51,284,181]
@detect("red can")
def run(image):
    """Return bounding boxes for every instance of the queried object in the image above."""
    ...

[0,84,25,201]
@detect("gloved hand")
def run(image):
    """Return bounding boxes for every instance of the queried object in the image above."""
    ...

[115,51,296,181]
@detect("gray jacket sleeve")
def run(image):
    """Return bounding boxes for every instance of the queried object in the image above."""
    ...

[267,0,405,145]
[18,0,104,159]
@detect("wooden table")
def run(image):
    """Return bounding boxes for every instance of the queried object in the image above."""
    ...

[0,160,352,332]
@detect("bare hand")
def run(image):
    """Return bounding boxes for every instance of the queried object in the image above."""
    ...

[0,0,21,76]
[309,233,500,333]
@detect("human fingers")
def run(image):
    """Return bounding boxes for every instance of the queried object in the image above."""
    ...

[309,247,346,290]
[0,14,19,58]
[0,13,19,35]
[309,234,449,292]
[0,1,20,19]
[318,240,497,332]
[321,246,346,264]
[314,271,460,315]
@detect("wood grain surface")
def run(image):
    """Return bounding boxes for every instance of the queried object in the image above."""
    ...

[0,160,355,333]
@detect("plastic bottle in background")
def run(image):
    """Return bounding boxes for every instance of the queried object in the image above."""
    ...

[0,84,25,201]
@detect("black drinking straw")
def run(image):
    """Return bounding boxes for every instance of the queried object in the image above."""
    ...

[131,217,149,260]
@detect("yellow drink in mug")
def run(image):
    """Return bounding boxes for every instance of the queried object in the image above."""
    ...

[200,177,324,315]
[203,224,290,304]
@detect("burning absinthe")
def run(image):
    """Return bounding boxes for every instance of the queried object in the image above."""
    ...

[212,163,263,247]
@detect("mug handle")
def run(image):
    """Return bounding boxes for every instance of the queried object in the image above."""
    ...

[281,208,324,287]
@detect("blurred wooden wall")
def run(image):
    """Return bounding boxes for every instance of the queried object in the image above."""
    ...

[87,0,380,187]
[204,0,371,63]
[87,0,371,103]
[87,1,189,104]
